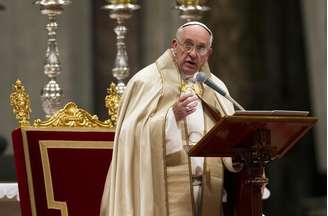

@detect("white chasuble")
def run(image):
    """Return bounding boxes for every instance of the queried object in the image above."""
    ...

[100,49,237,216]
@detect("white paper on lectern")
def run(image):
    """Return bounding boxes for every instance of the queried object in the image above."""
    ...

[234,110,309,116]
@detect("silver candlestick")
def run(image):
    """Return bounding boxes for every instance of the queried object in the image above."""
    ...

[34,0,70,117]
[175,0,210,21]
[103,0,139,95]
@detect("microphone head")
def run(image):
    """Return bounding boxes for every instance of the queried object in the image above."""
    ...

[195,72,208,83]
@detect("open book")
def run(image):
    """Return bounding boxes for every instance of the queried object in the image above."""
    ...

[234,110,309,116]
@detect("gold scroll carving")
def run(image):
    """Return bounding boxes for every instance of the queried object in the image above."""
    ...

[34,102,113,128]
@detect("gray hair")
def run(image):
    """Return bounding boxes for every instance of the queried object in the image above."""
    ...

[175,21,213,47]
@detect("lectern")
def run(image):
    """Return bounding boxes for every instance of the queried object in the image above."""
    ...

[188,111,317,216]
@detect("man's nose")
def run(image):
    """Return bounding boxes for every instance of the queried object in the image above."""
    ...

[189,47,197,57]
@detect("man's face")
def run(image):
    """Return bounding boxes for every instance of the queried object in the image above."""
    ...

[171,25,212,76]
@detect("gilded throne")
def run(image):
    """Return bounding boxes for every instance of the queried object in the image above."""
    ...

[10,80,119,216]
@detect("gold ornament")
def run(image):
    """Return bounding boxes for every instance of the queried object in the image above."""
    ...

[34,102,113,128]
[180,80,203,96]
[105,82,121,127]
[180,81,190,93]
[9,80,31,127]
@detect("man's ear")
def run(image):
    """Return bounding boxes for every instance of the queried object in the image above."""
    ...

[207,47,213,57]
[171,39,178,49]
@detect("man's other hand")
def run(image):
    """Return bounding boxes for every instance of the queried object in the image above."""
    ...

[173,93,198,122]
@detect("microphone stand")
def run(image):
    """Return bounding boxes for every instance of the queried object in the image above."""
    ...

[224,94,245,111]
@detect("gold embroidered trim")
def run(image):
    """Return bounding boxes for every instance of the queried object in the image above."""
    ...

[157,56,170,216]
[187,155,196,216]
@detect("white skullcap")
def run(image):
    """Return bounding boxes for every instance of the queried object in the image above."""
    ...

[179,21,213,37]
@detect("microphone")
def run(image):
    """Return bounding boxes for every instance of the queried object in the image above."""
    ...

[195,72,245,111]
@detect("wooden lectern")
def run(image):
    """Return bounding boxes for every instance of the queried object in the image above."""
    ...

[188,111,317,216]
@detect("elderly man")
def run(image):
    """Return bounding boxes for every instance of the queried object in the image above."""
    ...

[101,21,241,216]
